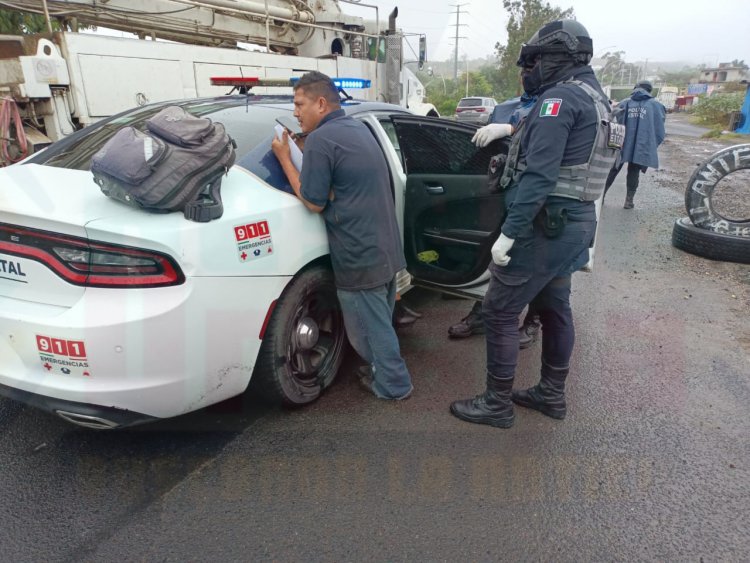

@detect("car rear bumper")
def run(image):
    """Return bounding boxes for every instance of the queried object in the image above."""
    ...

[456,114,489,124]
[0,275,291,423]
[0,382,157,429]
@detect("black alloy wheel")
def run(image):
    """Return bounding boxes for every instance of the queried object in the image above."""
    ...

[250,264,347,406]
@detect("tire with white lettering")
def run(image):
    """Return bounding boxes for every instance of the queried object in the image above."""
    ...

[672,217,750,264]
[251,264,347,406]
[685,143,750,234]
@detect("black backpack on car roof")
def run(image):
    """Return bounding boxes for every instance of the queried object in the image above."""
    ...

[91,106,236,222]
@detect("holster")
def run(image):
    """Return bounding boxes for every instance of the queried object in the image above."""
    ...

[487,153,508,194]
[537,206,568,238]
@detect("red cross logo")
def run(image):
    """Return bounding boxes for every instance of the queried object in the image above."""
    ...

[268,247,273,253]
[83,371,91,377]
[43,362,52,371]
[240,251,247,261]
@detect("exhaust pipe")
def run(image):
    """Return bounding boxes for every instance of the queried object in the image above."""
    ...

[56,410,120,430]
[388,7,398,34]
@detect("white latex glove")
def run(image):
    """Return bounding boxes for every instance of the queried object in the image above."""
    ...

[491,233,515,266]
[471,123,513,147]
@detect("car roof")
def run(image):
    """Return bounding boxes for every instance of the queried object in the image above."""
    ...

[139,94,410,116]
[28,94,413,169]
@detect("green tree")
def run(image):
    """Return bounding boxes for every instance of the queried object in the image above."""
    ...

[490,0,574,100]
[661,66,701,89]
[595,51,643,87]
[464,71,493,97]
[689,93,744,127]
[0,8,90,34]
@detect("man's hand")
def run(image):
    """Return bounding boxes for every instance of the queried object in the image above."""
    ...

[271,129,292,162]
[491,233,515,266]
[471,123,513,147]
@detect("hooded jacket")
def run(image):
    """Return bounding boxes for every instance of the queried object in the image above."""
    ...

[616,88,666,169]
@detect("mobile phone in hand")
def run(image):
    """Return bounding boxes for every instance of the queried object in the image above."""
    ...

[275,116,304,138]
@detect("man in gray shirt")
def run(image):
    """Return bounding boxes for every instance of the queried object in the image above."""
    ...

[272,71,412,400]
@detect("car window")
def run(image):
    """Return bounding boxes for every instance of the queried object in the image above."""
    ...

[376,118,404,168]
[458,98,482,107]
[31,101,291,172]
[236,132,295,194]
[394,120,487,175]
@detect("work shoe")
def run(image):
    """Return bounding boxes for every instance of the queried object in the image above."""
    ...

[512,360,569,419]
[357,366,412,401]
[623,192,635,209]
[392,301,422,328]
[450,372,514,428]
[447,302,485,339]
[518,317,541,349]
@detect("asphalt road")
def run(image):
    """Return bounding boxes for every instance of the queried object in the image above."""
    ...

[664,111,710,137]
[1,114,748,562]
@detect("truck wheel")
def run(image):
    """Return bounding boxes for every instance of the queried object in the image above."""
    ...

[672,217,750,264]
[251,264,347,406]
[685,144,750,234]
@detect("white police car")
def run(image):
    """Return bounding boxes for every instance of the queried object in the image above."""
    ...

[0,90,508,428]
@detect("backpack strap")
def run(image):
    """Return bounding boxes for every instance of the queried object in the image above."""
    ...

[184,173,224,222]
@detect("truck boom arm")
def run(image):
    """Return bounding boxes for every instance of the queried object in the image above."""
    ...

[1,0,379,52]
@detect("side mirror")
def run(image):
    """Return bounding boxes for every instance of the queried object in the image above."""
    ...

[418,35,426,70]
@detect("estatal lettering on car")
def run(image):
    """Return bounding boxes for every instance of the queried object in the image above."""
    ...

[36,335,91,376]
[234,220,274,263]
[0,257,27,280]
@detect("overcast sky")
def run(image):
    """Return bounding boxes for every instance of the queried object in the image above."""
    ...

[343,0,750,66]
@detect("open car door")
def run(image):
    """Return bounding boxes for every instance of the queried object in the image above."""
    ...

[390,115,509,297]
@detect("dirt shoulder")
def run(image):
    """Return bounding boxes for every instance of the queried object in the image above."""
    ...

[634,123,750,349]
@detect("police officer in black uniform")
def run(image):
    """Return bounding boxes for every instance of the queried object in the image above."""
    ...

[450,20,619,428]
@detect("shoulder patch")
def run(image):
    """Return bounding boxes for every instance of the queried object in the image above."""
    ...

[539,98,563,117]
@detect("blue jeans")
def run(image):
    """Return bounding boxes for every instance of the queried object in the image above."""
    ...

[484,218,596,378]
[337,278,413,399]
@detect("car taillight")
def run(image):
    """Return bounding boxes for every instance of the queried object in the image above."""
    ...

[0,223,184,288]
[455,108,466,112]
[475,107,486,112]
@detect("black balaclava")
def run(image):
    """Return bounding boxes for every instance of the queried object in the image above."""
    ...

[522,53,582,96]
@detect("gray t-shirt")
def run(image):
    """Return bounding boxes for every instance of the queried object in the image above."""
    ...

[300,109,405,290]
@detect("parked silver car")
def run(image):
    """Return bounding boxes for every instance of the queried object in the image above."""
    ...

[455,97,497,125]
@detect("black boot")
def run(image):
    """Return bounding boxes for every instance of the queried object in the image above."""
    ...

[623,191,635,209]
[448,301,485,339]
[512,360,569,419]
[518,316,541,349]
[450,372,515,428]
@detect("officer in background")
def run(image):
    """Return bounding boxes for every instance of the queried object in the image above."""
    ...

[450,20,620,428]
[604,80,666,209]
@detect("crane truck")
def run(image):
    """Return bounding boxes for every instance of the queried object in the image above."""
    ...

[0,0,436,164]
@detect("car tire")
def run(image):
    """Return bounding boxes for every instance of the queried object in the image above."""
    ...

[251,264,347,406]
[672,217,750,264]
[685,144,750,234]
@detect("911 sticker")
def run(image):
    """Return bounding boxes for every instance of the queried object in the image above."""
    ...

[234,220,274,262]
[540,98,563,117]
[36,334,91,376]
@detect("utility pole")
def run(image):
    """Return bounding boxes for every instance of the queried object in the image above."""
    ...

[450,4,468,80]
[465,56,469,96]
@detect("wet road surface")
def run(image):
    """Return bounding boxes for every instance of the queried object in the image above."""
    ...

[1,115,748,561]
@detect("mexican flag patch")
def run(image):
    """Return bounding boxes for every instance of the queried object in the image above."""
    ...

[540,98,563,117]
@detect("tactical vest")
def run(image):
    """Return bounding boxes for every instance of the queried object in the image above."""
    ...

[499,79,624,201]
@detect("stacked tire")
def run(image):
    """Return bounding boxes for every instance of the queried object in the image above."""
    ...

[672,144,750,264]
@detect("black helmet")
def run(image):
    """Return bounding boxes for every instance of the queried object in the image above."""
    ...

[517,20,594,67]
[635,80,653,93]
